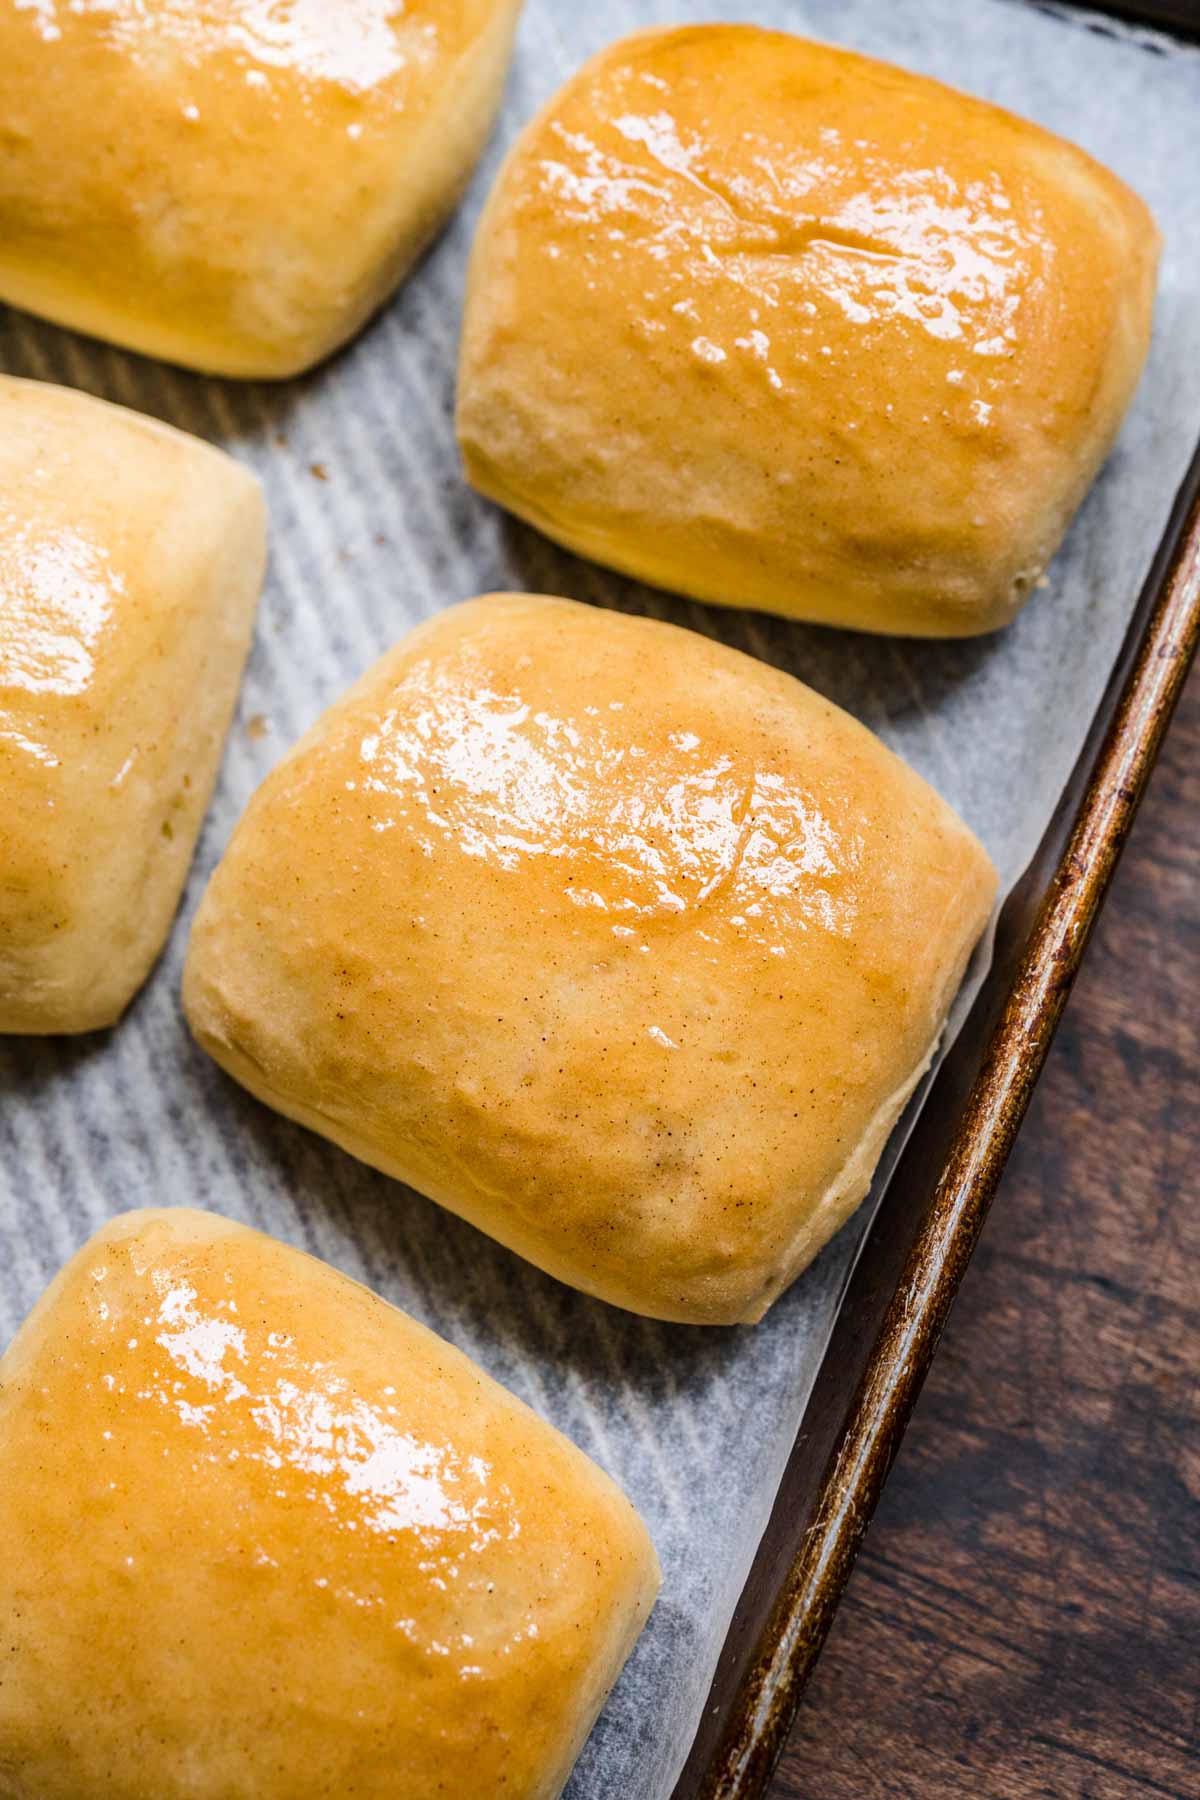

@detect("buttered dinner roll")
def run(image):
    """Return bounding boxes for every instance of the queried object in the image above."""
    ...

[458,27,1160,637]
[184,596,998,1324]
[0,1208,658,1800]
[0,0,523,378]
[0,378,265,1034]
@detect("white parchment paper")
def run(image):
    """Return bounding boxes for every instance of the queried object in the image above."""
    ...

[1,2,1198,1794]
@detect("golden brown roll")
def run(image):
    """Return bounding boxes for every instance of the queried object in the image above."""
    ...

[457,26,1160,637]
[0,1207,659,1800]
[184,595,997,1324]
[0,377,266,1035]
[0,0,524,378]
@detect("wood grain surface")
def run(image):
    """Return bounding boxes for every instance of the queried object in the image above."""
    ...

[769,665,1199,1800]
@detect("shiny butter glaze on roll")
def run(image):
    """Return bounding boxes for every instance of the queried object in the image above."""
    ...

[0,1208,659,1799]
[0,376,265,1034]
[184,595,998,1324]
[458,25,1160,636]
[0,0,524,376]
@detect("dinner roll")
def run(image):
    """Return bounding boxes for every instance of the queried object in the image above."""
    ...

[184,595,997,1325]
[0,378,265,1034]
[457,26,1160,637]
[0,0,523,378]
[0,1208,658,1799]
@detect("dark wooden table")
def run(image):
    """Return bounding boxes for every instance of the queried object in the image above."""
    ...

[769,667,1200,1800]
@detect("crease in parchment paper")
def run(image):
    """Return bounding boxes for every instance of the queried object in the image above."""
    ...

[0,2,1197,1796]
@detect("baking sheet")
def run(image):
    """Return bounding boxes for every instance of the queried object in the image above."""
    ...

[1,2,1198,1794]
